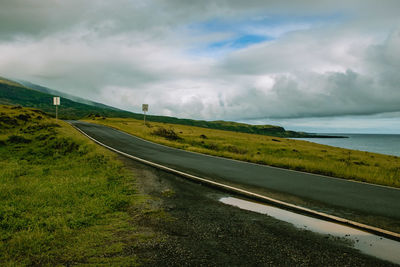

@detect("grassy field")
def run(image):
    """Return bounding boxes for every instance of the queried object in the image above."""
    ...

[0,105,165,266]
[86,117,400,188]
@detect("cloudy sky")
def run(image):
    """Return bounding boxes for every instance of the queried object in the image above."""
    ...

[0,0,399,133]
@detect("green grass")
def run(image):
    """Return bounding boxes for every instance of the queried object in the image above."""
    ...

[86,117,400,188]
[0,105,162,266]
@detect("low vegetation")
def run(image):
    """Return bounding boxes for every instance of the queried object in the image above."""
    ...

[87,117,400,188]
[151,127,182,141]
[0,105,164,265]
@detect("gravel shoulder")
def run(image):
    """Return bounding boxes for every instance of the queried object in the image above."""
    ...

[120,156,395,266]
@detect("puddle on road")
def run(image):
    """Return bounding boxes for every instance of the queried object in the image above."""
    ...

[220,196,400,264]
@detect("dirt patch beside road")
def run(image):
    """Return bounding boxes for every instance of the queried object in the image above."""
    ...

[120,156,394,266]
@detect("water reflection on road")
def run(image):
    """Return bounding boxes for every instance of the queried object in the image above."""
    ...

[220,197,400,264]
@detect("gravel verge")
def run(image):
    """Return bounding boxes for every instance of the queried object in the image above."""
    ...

[121,156,396,266]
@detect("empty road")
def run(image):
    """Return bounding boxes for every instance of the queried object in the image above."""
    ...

[70,121,400,221]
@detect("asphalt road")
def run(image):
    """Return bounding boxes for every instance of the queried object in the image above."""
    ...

[70,121,400,220]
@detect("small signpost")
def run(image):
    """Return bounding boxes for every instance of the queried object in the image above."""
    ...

[53,96,60,120]
[142,104,148,125]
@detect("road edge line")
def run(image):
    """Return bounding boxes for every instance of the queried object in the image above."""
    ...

[69,122,400,242]
[84,120,400,192]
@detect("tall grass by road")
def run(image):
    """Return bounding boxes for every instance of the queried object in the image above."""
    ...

[0,105,163,266]
[86,117,400,188]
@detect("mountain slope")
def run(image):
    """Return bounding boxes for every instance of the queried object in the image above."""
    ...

[17,80,121,111]
[0,77,327,137]
[0,78,132,119]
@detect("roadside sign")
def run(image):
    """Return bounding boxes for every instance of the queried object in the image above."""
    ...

[53,97,60,120]
[53,96,60,106]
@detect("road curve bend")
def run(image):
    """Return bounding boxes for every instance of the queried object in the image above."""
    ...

[70,121,400,222]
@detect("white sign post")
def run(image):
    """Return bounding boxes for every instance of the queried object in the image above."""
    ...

[142,104,148,125]
[53,97,60,120]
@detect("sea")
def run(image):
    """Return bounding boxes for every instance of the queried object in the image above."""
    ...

[294,134,400,157]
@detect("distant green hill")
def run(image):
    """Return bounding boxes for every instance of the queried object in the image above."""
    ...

[0,77,133,119]
[0,77,329,138]
[17,80,122,111]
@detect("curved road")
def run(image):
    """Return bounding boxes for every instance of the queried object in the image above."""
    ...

[71,121,400,220]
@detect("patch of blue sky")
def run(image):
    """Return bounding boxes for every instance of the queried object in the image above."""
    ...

[208,34,274,49]
[194,13,343,34]
[188,13,345,54]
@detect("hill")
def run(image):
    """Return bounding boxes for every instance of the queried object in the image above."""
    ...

[17,80,122,111]
[0,77,133,119]
[0,76,332,138]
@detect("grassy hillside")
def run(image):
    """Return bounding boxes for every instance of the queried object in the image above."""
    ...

[0,79,134,119]
[0,77,335,137]
[87,117,400,188]
[1,105,385,266]
[0,105,165,265]
[17,80,122,111]
[0,76,25,87]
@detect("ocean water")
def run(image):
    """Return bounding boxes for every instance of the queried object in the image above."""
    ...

[294,134,400,157]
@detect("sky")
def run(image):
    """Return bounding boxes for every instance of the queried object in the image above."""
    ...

[0,0,399,133]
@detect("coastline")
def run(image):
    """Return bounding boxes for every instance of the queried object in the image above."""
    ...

[293,133,400,157]
[300,134,348,138]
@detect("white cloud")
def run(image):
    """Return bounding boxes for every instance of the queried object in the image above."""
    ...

[0,0,399,133]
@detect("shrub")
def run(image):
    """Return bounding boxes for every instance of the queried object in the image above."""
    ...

[35,133,55,141]
[16,114,31,121]
[7,135,32,144]
[48,137,80,155]
[31,109,47,116]
[23,123,60,134]
[0,115,18,127]
[200,142,219,151]
[152,127,182,141]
